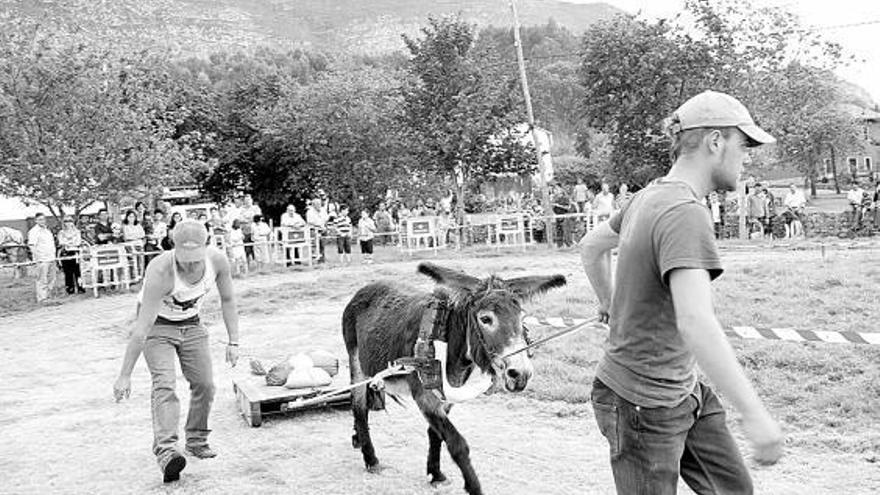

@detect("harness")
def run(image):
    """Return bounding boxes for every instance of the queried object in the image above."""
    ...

[394,298,449,392]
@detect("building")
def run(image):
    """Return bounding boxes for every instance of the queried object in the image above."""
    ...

[823,104,880,183]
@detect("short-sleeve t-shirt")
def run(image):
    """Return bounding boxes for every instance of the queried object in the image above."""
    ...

[596,179,723,408]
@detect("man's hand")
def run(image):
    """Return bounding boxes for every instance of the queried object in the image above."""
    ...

[226,344,239,367]
[598,307,610,324]
[741,409,784,465]
[113,375,131,402]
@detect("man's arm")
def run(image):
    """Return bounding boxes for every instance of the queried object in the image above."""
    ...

[669,268,783,464]
[113,259,169,401]
[578,222,619,321]
[213,251,240,366]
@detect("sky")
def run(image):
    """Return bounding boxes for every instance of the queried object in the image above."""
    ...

[562,0,880,104]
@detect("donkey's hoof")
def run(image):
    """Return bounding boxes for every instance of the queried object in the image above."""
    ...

[366,462,385,474]
[429,472,449,486]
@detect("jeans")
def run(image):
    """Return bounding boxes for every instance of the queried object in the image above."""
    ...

[591,378,752,495]
[143,323,215,460]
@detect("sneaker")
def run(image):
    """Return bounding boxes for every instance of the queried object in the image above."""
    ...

[160,453,186,483]
[185,444,217,459]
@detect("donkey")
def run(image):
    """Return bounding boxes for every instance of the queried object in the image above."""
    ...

[342,262,566,495]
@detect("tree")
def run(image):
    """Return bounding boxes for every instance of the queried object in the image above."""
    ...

[753,63,862,196]
[0,20,210,220]
[400,15,535,222]
[577,15,714,187]
[249,65,413,219]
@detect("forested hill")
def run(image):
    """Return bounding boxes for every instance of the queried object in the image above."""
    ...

[2,0,625,54]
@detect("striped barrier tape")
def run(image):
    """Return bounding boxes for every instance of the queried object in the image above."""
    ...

[523,316,880,346]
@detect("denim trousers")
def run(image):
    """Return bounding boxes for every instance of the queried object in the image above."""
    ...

[143,323,215,460]
[591,378,752,495]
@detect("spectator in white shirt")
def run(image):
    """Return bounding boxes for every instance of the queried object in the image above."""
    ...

[847,183,865,225]
[280,204,306,266]
[27,213,57,302]
[592,182,615,222]
[306,199,328,262]
[783,184,807,212]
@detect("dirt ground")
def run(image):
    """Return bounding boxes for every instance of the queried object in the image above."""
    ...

[2,251,879,495]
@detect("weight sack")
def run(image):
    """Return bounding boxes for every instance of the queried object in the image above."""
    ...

[308,349,340,377]
[284,367,333,389]
[265,360,293,386]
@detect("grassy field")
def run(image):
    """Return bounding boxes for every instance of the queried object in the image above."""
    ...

[3,242,879,459]
[195,243,880,458]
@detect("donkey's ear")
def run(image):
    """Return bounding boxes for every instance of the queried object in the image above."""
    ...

[506,275,566,299]
[417,263,481,292]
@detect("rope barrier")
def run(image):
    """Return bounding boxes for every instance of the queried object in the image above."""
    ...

[523,316,880,346]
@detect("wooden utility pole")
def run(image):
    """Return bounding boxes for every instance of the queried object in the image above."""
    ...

[509,0,554,245]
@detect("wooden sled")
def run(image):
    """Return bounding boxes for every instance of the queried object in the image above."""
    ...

[232,373,351,427]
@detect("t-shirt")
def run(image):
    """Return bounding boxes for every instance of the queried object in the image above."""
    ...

[358,217,376,241]
[593,192,615,217]
[573,184,589,203]
[331,215,353,236]
[597,179,723,408]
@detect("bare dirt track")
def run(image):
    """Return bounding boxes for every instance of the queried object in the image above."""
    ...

[1,255,879,495]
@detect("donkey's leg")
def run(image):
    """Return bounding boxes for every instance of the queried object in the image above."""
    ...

[349,349,380,470]
[413,379,482,495]
[427,426,448,485]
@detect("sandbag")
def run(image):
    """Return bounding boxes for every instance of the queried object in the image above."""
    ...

[308,349,339,377]
[284,366,333,389]
[265,360,293,386]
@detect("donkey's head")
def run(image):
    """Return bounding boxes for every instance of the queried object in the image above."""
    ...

[417,262,566,392]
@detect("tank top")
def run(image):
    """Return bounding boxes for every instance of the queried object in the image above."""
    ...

[139,249,217,325]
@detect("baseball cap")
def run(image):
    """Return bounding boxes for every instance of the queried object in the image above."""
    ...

[669,90,775,147]
[173,219,208,262]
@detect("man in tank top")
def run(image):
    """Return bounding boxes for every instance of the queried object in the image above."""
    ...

[113,219,240,483]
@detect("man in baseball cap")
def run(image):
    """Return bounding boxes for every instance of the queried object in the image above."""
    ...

[579,90,782,494]
[113,219,241,483]
[171,218,208,262]
[667,90,775,147]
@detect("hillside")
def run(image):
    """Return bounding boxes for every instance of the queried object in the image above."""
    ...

[0,0,625,54]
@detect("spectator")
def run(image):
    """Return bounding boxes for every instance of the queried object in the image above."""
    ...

[373,202,394,246]
[122,210,146,246]
[239,195,261,265]
[151,210,168,247]
[225,196,242,226]
[847,183,865,226]
[28,213,56,303]
[57,216,86,295]
[123,209,146,279]
[593,182,615,222]
[573,178,591,213]
[747,185,767,237]
[358,209,376,264]
[761,187,774,237]
[707,191,722,239]
[251,214,272,269]
[227,219,247,277]
[423,198,438,217]
[134,201,148,223]
[162,212,183,250]
[94,208,114,245]
[873,182,880,227]
[552,184,574,247]
[615,183,633,210]
[280,204,306,266]
[333,205,353,264]
[306,198,328,262]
